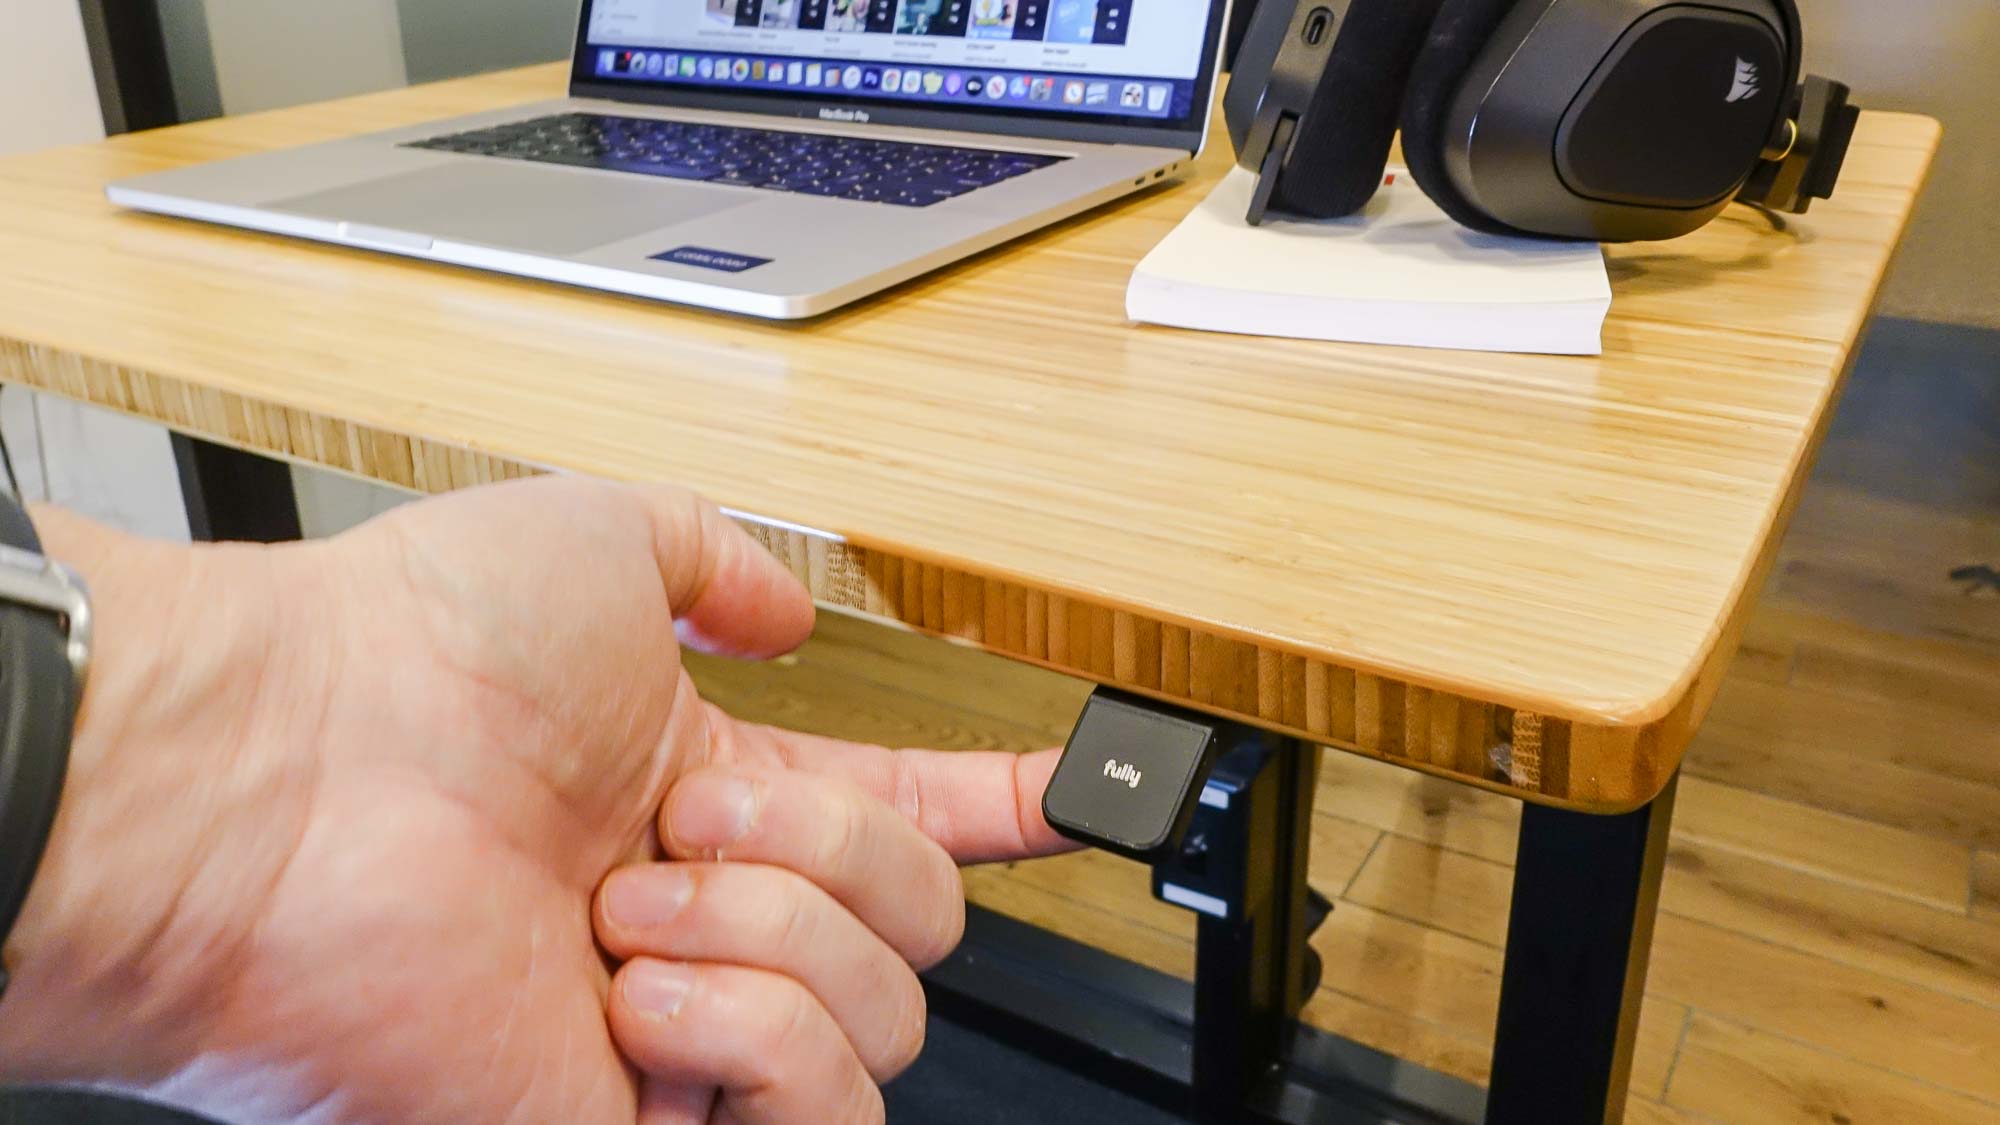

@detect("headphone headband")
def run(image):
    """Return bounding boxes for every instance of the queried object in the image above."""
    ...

[1226,0,1857,241]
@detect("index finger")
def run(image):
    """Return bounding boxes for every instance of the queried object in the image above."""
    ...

[706,708,1077,864]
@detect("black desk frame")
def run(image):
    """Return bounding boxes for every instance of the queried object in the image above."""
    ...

[931,717,1678,1125]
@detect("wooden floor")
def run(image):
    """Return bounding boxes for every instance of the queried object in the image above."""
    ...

[686,319,2000,1125]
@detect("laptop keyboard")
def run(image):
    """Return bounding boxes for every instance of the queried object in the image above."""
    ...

[404,112,1067,207]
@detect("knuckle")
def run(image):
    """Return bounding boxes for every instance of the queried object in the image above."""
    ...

[762,979,824,1077]
[764,874,821,955]
[909,865,967,970]
[809,786,867,876]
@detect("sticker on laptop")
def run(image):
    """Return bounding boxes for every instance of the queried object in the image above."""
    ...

[652,246,772,273]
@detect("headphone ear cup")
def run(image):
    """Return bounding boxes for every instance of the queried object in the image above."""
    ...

[1253,0,1446,219]
[1399,0,1530,234]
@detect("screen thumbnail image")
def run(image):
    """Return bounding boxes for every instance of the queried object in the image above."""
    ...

[969,0,1017,38]
[761,0,800,26]
[1047,0,1095,42]
[827,0,868,31]
[895,0,945,34]
[705,0,736,26]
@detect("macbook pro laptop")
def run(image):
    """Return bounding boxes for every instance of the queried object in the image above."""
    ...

[108,0,1231,318]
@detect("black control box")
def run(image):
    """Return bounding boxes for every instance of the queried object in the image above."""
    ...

[1042,690,1224,862]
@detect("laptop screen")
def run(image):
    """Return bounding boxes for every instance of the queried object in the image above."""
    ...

[577,0,1214,128]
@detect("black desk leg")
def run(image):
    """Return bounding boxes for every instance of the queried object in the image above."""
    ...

[1184,737,1319,1118]
[171,434,302,543]
[1485,773,1679,1124]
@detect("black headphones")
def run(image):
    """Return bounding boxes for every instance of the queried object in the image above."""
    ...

[1224,0,1860,241]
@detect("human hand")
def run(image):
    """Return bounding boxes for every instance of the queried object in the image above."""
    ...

[594,715,1072,1124]
[0,477,1072,1123]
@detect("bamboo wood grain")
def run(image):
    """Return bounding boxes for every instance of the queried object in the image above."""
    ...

[0,63,1939,809]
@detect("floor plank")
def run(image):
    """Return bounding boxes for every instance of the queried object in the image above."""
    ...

[1699,674,2000,789]
[1343,833,1511,948]
[987,849,1193,942]
[1672,777,1973,911]
[1659,840,2000,1008]
[1666,1015,2000,1125]
[1624,1097,1715,1125]
[1718,607,1799,686]
[1330,818,2000,1011]
[1631,999,1691,1104]
[1976,851,1999,920]
[1765,485,2000,649]
[1321,823,2000,1104]
[1786,631,2000,725]
[1704,599,2000,825]
[685,644,1058,754]
[959,863,1195,980]
[1293,989,1494,1087]
[1311,900,1503,1043]
[1739,602,2000,686]
[1645,916,2000,1104]
[802,609,1091,739]
[1310,813,1389,895]
[1685,722,2000,851]
[1311,752,1523,866]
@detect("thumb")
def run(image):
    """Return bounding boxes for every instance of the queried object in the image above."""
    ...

[641,487,816,659]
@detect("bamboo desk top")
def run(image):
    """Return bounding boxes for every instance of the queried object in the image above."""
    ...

[0,63,1939,811]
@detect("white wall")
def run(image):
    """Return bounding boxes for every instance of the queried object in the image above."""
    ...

[397,0,577,85]
[0,0,412,541]
[201,0,410,113]
[0,0,191,540]
[0,1,106,157]
[1798,0,2000,329]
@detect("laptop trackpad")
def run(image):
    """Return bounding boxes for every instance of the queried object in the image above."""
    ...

[273,162,749,256]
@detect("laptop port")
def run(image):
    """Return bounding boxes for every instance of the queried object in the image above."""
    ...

[1303,6,1334,45]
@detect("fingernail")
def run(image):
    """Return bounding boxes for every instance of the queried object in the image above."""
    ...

[672,774,760,851]
[623,961,695,1019]
[604,868,694,929]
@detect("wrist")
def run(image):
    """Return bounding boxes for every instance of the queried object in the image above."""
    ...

[0,510,327,1086]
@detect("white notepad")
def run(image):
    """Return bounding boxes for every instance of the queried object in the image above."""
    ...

[1128,168,1612,356]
